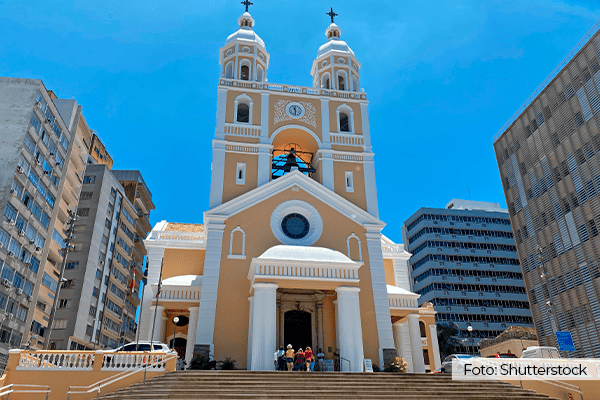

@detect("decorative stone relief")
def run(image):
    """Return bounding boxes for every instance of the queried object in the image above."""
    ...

[225,49,233,56]
[338,58,346,64]
[274,100,316,127]
[258,52,265,60]
[321,60,328,67]
[242,46,250,53]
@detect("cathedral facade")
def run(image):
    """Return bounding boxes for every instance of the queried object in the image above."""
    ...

[139,9,441,372]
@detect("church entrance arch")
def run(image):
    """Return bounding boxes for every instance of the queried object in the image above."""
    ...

[284,310,312,350]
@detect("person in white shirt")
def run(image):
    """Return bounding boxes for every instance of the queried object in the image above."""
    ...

[317,348,326,371]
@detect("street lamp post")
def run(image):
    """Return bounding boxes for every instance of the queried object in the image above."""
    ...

[172,316,180,370]
[467,326,474,355]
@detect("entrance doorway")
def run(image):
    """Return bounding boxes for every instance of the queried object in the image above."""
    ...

[284,310,312,350]
[169,337,187,359]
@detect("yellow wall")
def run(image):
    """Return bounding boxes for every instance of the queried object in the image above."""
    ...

[162,249,205,280]
[210,187,379,368]
[222,152,259,204]
[333,161,367,211]
[383,259,395,286]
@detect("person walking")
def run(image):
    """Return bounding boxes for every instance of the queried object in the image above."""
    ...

[277,347,285,371]
[285,344,295,371]
[296,348,305,371]
[317,348,325,372]
[304,347,313,372]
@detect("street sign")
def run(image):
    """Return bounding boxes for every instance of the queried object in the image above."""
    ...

[556,331,576,351]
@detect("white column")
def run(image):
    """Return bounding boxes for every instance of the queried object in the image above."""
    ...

[392,321,403,359]
[215,87,227,138]
[250,283,278,371]
[279,306,285,348]
[365,229,396,366]
[408,314,425,373]
[320,150,334,191]
[429,324,441,370]
[185,306,199,366]
[247,296,254,370]
[359,102,372,152]
[335,286,364,372]
[257,145,272,187]
[363,153,379,218]
[139,246,165,340]
[260,92,270,144]
[208,142,226,209]
[195,218,226,358]
[320,99,331,149]
[149,305,165,342]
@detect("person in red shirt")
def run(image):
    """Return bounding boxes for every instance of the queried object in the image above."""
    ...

[295,348,305,371]
[304,346,313,372]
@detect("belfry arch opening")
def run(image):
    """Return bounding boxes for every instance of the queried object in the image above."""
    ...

[271,128,319,180]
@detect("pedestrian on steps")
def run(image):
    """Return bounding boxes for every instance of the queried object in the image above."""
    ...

[317,348,325,372]
[304,347,313,372]
[285,344,295,371]
[277,347,285,371]
[296,348,305,371]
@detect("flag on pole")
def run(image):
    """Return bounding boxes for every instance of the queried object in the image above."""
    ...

[156,280,162,298]
[127,276,135,294]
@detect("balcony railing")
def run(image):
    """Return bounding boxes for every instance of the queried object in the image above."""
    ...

[330,133,364,146]
[219,78,367,100]
[248,258,362,287]
[224,123,261,137]
[146,229,206,246]
[388,292,419,309]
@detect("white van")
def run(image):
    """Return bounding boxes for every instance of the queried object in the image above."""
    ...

[521,346,561,359]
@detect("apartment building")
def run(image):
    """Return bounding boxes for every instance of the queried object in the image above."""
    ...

[48,166,152,350]
[0,78,81,367]
[494,21,600,357]
[403,199,534,354]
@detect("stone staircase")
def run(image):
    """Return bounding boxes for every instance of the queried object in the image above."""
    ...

[98,371,558,400]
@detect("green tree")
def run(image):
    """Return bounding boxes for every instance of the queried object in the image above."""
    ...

[437,323,459,360]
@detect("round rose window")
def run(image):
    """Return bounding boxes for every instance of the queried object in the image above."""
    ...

[281,213,310,239]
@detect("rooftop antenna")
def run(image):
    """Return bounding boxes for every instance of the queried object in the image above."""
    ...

[467,185,472,200]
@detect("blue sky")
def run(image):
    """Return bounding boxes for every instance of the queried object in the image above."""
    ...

[1,0,599,243]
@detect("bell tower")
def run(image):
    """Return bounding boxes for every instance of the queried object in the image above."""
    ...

[209,7,379,218]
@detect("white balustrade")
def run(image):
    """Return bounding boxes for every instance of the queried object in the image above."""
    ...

[332,153,363,162]
[101,352,168,371]
[330,133,364,146]
[381,243,402,253]
[248,259,362,287]
[156,285,202,301]
[147,230,206,243]
[224,123,261,137]
[388,293,419,309]
[219,79,368,100]
[16,351,94,371]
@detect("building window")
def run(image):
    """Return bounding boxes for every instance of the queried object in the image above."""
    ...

[80,191,93,200]
[236,163,246,185]
[240,65,250,81]
[225,61,234,79]
[237,103,250,123]
[82,176,95,184]
[337,73,346,91]
[257,65,264,82]
[58,299,70,308]
[228,226,246,259]
[77,208,90,217]
[336,105,354,133]
[345,171,354,193]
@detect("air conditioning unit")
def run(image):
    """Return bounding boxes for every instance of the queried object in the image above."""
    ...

[9,189,17,197]
[7,251,14,258]
[46,118,52,125]
[9,219,16,226]
[7,313,13,320]
[28,240,35,245]
[35,101,42,108]
[99,260,105,266]
[15,288,23,295]
[35,160,42,166]
[35,246,42,253]
[25,295,32,302]
[48,153,55,159]
[43,171,52,176]
[1,279,10,288]
[18,230,25,237]
[16,166,25,174]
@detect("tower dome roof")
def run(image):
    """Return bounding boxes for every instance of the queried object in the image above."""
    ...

[317,23,354,58]
[225,12,266,49]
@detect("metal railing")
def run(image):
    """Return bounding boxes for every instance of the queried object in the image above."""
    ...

[66,353,177,400]
[340,356,351,372]
[0,384,50,400]
[533,379,584,400]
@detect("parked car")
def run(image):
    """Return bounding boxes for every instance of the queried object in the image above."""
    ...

[487,353,518,358]
[440,354,472,373]
[112,341,175,353]
[521,346,561,359]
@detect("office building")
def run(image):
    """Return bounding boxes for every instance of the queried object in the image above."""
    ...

[48,165,152,350]
[403,199,534,354]
[493,21,600,357]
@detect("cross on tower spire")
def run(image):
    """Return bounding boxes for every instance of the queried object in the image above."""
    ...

[326,7,337,24]
[241,0,253,12]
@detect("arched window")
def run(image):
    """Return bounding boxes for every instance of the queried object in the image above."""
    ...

[228,226,246,259]
[240,65,250,81]
[321,73,331,89]
[338,75,345,91]
[237,103,249,123]
[419,321,426,338]
[346,233,362,262]
[257,65,264,82]
[234,94,253,124]
[339,112,349,132]
[225,62,234,79]
[352,75,359,92]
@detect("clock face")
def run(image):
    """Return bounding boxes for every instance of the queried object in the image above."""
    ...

[281,213,310,239]
[285,102,305,119]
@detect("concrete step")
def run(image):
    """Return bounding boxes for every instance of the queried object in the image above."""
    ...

[97,371,557,400]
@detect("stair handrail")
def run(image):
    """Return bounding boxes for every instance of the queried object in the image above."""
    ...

[340,356,351,372]
[0,384,50,400]
[531,378,584,400]
[66,352,178,400]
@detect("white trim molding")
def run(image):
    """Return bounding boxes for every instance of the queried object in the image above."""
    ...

[346,233,362,261]
[336,103,354,133]
[234,93,253,125]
